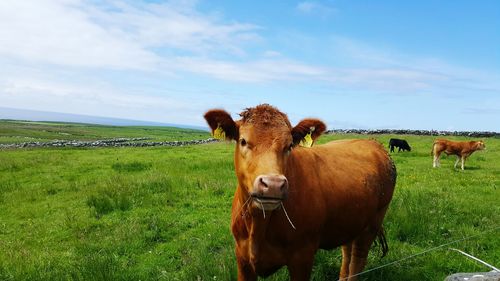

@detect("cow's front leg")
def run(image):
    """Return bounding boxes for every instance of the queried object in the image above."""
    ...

[339,243,352,279]
[461,156,466,170]
[235,248,257,281]
[287,248,316,281]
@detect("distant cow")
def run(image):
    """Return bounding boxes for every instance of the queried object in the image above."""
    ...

[432,139,485,170]
[204,104,396,281]
[388,138,411,152]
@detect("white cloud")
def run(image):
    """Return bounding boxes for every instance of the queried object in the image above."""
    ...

[86,1,261,55]
[3,0,493,92]
[0,0,260,70]
[461,108,500,115]
[0,74,205,125]
[263,50,283,58]
[326,36,500,95]
[175,57,327,82]
[323,67,448,93]
[0,0,159,70]
[296,1,336,18]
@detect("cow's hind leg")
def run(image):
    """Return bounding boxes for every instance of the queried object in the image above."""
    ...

[339,243,352,280]
[433,153,439,167]
[346,228,380,281]
[454,156,460,169]
[344,206,389,281]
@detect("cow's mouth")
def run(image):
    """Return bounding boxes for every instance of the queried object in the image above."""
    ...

[248,194,297,229]
[251,195,282,211]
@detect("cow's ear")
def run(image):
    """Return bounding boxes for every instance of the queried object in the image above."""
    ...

[291,119,327,147]
[204,109,239,141]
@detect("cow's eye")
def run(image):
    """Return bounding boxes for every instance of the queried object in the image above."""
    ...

[240,138,247,146]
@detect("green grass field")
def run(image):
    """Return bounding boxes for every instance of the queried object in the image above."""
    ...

[0,122,498,281]
[0,120,210,144]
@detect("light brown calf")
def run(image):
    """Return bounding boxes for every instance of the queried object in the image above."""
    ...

[432,139,485,170]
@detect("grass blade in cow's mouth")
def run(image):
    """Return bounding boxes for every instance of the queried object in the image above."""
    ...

[251,195,282,210]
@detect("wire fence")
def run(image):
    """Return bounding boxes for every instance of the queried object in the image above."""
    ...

[337,225,500,281]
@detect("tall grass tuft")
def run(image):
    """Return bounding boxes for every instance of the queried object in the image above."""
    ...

[111,161,151,173]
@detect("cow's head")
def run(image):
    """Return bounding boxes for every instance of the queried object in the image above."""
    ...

[204,104,326,211]
[475,140,486,151]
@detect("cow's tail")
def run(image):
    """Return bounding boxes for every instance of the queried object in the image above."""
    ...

[376,227,389,258]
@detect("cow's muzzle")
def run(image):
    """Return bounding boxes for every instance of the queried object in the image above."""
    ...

[250,175,288,211]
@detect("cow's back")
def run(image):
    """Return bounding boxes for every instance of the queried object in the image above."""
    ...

[434,139,464,156]
[285,139,396,248]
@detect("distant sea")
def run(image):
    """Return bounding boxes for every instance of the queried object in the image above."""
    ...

[0,107,207,130]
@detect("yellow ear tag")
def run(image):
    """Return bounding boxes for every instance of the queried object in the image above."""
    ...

[213,125,226,140]
[299,132,313,148]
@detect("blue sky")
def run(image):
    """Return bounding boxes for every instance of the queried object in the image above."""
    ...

[0,0,499,131]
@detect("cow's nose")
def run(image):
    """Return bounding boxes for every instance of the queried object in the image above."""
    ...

[252,175,288,199]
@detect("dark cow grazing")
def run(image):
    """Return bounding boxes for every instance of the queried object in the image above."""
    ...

[432,139,485,170]
[204,104,396,281]
[388,138,411,152]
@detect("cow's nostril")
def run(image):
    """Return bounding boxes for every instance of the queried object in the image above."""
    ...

[280,178,288,190]
[260,177,268,188]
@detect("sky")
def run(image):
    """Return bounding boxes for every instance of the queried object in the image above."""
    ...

[0,0,499,131]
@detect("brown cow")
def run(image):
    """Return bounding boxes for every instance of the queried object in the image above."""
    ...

[432,139,485,170]
[204,104,396,281]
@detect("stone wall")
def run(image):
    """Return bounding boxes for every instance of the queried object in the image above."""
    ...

[0,138,218,149]
[327,129,498,138]
[2,129,498,149]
